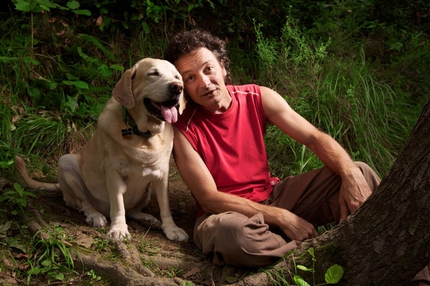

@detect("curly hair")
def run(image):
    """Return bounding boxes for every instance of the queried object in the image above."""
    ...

[164,29,232,84]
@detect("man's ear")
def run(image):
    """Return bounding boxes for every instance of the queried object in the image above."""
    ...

[112,65,137,109]
[220,59,227,78]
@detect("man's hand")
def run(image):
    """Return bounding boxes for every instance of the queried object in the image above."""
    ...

[277,208,318,241]
[338,167,372,222]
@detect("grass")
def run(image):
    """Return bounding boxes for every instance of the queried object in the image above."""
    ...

[0,3,429,285]
[255,19,426,178]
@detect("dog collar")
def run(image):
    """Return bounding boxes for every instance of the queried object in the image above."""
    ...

[122,107,153,138]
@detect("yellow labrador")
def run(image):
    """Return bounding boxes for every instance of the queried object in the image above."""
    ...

[16,58,188,241]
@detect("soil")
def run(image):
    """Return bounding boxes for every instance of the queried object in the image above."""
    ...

[1,159,269,286]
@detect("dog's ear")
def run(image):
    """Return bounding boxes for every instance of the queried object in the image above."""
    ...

[178,93,187,115]
[112,66,136,109]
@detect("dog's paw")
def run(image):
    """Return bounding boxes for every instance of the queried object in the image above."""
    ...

[128,212,162,229]
[86,213,107,228]
[106,224,130,240]
[162,225,189,242]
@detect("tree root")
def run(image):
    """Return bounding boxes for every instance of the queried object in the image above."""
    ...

[27,219,186,285]
[25,205,273,286]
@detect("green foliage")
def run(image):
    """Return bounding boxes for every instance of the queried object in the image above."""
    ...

[264,248,344,285]
[0,221,12,240]
[86,269,102,282]
[255,15,427,177]
[294,248,343,285]
[12,0,90,15]
[27,226,77,284]
[0,1,429,283]
[0,183,36,216]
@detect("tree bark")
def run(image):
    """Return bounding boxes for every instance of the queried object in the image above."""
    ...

[276,99,430,285]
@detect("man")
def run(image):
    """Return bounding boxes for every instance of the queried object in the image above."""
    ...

[164,29,429,283]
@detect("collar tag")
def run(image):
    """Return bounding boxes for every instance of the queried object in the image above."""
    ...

[122,127,133,137]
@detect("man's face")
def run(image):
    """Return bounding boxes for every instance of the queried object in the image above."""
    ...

[174,47,228,112]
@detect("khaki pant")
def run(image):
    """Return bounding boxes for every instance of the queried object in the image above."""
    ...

[193,162,430,284]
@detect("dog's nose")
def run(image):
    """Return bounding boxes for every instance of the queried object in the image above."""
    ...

[169,82,183,95]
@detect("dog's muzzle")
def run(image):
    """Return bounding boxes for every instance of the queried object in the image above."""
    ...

[144,82,183,124]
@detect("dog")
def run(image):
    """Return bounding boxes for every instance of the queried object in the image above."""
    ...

[16,58,188,241]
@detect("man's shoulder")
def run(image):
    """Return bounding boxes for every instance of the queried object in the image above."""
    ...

[226,84,261,96]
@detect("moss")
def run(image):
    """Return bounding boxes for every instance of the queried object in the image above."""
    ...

[315,242,348,267]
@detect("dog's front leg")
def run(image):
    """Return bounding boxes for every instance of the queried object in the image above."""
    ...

[153,177,189,242]
[105,171,130,240]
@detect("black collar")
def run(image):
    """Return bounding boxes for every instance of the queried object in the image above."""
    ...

[122,107,153,138]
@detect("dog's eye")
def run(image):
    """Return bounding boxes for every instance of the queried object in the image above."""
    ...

[148,70,160,77]
[175,75,181,80]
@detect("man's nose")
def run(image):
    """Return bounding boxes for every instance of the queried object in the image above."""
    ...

[198,74,211,88]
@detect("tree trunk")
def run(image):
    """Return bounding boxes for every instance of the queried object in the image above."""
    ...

[277,99,430,285]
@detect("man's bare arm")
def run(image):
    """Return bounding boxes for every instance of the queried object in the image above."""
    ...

[260,86,372,222]
[173,126,318,240]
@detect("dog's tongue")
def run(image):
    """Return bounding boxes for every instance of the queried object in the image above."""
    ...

[161,105,178,123]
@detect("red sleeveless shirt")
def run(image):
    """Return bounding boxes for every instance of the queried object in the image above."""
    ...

[175,84,278,213]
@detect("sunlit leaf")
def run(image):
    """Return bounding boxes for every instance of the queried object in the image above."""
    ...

[294,275,311,286]
[325,264,344,284]
[297,265,312,272]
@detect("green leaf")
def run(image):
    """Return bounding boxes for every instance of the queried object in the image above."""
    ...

[39,0,60,9]
[325,264,344,284]
[74,9,91,16]
[66,73,79,80]
[41,260,52,267]
[52,272,65,280]
[8,238,27,253]
[294,275,311,286]
[29,266,41,275]
[63,80,89,89]
[62,95,77,112]
[297,265,312,272]
[110,64,124,71]
[0,221,11,239]
[66,1,79,9]
[225,276,239,283]
[98,64,112,77]
[14,0,31,12]
[39,4,51,11]
[27,87,42,100]
[0,159,13,168]
[77,46,90,61]
[42,165,50,175]
[142,22,150,33]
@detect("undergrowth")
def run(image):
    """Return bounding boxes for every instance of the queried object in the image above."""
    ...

[0,0,429,284]
[255,14,428,178]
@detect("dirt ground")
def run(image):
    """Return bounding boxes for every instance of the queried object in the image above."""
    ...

[1,159,270,286]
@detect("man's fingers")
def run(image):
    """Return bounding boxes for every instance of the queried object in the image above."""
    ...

[339,201,349,223]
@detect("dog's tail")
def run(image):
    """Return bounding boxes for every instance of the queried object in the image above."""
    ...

[15,156,60,191]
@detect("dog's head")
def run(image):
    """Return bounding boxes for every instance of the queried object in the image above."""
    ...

[112,58,186,124]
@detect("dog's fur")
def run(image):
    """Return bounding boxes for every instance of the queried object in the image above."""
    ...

[16,58,188,241]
